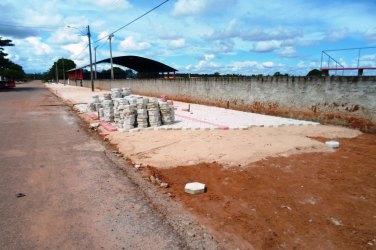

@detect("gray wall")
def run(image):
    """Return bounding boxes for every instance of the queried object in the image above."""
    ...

[79,76,376,132]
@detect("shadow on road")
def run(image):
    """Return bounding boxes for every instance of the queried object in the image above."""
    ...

[0,86,44,92]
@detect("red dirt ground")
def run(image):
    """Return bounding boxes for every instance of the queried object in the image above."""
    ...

[151,133,376,249]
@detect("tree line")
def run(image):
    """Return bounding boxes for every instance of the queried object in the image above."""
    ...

[0,37,25,80]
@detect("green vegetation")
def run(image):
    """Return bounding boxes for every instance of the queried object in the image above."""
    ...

[307,69,323,77]
[97,67,135,79]
[273,72,289,77]
[0,37,25,80]
[44,58,76,82]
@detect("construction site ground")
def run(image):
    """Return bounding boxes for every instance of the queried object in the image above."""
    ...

[47,83,376,250]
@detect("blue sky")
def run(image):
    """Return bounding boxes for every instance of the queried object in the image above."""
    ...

[1,0,376,75]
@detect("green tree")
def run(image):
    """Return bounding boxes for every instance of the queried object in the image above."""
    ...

[46,58,76,82]
[273,71,289,77]
[98,67,136,79]
[0,37,25,80]
[307,69,322,77]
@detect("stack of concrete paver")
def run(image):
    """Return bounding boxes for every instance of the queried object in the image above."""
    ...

[136,98,149,128]
[122,104,137,130]
[136,109,148,128]
[125,96,137,106]
[101,99,114,122]
[85,88,176,131]
[122,87,131,96]
[113,98,129,126]
[147,98,162,127]
[111,88,122,99]
[87,95,101,112]
[159,101,175,125]
[103,93,111,100]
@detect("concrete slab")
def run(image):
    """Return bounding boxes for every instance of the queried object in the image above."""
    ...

[185,182,206,194]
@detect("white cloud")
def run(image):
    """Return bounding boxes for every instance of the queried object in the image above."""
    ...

[119,36,151,51]
[172,0,237,16]
[297,61,306,68]
[48,27,83,44]
[212,39,235,53]
[364,27,376,41]
[261,61,274,68]
[204,54,215,60]
[185,53,220,72]
[25,37,52,55]
[173,0,208,16]
[98,31,110,41]
[359,54,376,67]
[169,38,185,48]
[277,46,297,58]
[23,2,63,27]
[326,28,348,42]
[229,61,258,71]
[252,40,281,52]
[80,0,131,10]
[207,19,303,42]
[61,37,89,60]
[224,60,278,75]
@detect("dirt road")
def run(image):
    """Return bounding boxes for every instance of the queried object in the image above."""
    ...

[0,82,191,249]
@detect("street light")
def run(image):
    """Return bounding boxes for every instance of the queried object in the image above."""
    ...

[94,45,99,80]
[108,34,114,80]
[67,25,95,92]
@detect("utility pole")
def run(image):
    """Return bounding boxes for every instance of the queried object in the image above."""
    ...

[87,25,94,92]
[109,34,114,80]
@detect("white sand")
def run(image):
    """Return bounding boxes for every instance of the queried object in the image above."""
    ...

[109,125,361,168]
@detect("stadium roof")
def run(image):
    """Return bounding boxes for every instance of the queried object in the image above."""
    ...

[67,55,177,73]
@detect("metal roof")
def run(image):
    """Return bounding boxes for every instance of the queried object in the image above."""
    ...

[67,55,177,73]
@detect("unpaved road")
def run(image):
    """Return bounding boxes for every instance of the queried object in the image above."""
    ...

[0,82,188,249]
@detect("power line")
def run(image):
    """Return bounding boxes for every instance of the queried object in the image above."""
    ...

[92,0,170,44]
[73,44,89,61]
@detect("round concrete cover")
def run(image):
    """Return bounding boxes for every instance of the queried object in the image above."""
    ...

[325,140,340,148]
[185,182,206,194]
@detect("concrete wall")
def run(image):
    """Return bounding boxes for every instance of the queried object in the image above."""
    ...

[80,76,376,132]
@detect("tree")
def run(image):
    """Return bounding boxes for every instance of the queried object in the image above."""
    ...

[307,69,322,77]
[0,37,14,59]
[97,67,135,79]
[273,71,289,77]
[46,58,76,82]
[0,37,25,80]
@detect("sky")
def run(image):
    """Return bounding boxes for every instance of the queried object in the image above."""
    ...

[1,0,376,76]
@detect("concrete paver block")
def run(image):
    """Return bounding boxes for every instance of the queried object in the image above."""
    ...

[184,182,206,194]
[90,122,100,128]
